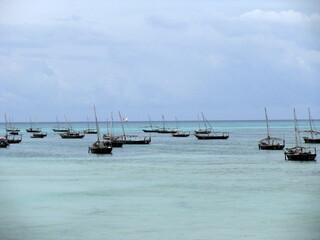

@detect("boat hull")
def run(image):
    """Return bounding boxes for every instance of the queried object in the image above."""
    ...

[111,141,123,147]
[89,147,112,154]
[31,133,47,138]
[53,129,69,133]
[26,129,41,133]
[285,153,316,161]
[122,140,151,144]
[143,129,158,133]
[172,133,190,137]
[60,134,84,139]
[0,140,9,148]
[303,137,320,143]
[259,144,285,150]
[195,134,229,140]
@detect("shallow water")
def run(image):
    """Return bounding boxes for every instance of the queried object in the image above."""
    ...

[0,120,319,240]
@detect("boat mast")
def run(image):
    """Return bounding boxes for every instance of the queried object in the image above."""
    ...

[119,112,126,140]
[197,114,201,130]
[175,116,179,129]
[4,114,8,133]
[264,108,270,138]
[148,115,153,129]
[308,108,314,139]
[162,115,165,129]
[294,108,299,147]
[111,112,114,137]
[93,106,100,142]
[201,112,208,130]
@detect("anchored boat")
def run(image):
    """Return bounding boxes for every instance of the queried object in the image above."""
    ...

[284,109,317,161]
[88,106,112,154]
[258,108,285,150]
[302,108,320,143]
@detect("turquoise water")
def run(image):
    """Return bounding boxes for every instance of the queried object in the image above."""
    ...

[0,121,319,240]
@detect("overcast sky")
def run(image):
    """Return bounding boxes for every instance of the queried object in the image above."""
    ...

[0,0,319,121]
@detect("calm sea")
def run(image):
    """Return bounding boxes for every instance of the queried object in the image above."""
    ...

[0,120,319,240]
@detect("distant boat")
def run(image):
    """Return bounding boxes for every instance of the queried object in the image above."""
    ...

[194,132,229,140]
[84,116,98,134]
[60,117,84,139]
[31,132,47,138]
[52,117,69,132]
[89,106,112,154]
[258,108,285,150]
[0,137,9,148]
[142,115,159,132]
[194,113,212,134]
[172,116,190,137]
[157,115,178,133]
[302,108,320,143]
[284,109,317,161]
[102,113,123,147]
[118,112,151,144]
[4,114,22,143]
[26,117,41,133]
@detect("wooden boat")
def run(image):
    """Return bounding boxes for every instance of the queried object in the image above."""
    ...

[172,131,190,137]
[142,115,159,132]
[26,118,41,132]
[171,117,190,137]
[157,115,178,133]
[0,137,9,148]
[194,113,212,134]
[52,117,69,132]
[284,108,317,161]
[89,106,112,154]
[6,134,22,144]
[118,112,151,144]
[195,132,229,140]
[103,114,123,147]
[302,108,320,143]
[31,132,47,138]
[258,108,285,150]
[84,116,98,134]
[60,130,84,139]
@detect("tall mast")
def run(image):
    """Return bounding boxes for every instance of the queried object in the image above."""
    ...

[201,112,208,129]
[162,115,165,129]
[111,112,114,137]
[264,108,270,138]
[308,108,313,139]
[148,115,153,129]
[106,118,110,136]
[119,111,126,139]
[93,106,100,142]
[294,108,299,147]
[4,114,8,132]
[175,116,179,129]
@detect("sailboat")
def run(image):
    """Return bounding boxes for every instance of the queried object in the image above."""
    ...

[52,117,69,132]
[284,109,317,161]
[26,117,41,133]
[118,112,151,144]
[142,115,159,132]
[103,113,123,147]
[157,115,178,133]
[302,108,320,143]
[172,116,190,137]
[31,132,47,138]
[89,106,113,154]
[258,108,285,150]
[60,116,85,139]
[84,116,98,134]
[194,114,229,140]
[6,117,20,135]
[4,114,22,144]
[194,113,212,134]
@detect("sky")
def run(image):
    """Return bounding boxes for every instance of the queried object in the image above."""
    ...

[0,0,319,122]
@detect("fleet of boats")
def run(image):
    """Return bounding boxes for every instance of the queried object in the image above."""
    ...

[0,109,318,160]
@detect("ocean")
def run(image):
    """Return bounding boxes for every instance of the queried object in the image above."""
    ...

[0,120,319,240]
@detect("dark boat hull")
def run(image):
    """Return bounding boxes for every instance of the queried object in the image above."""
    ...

[53,129,69,132]
[143,129,158,133]
[60,134,84,139]
[158,130,178,133]
[122,140,151,144]
[195,134,229,140]
[172,133,190,137]
[111,141,123,147]
[285,153,316,161]
[303,137,320,143]
[26,129,41,133]
[0,140,9,148]
[31,133,47,138]
[7,139,22,144]
[89,147,112,154]
[84,130,98,134]
[259,144,285,150]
